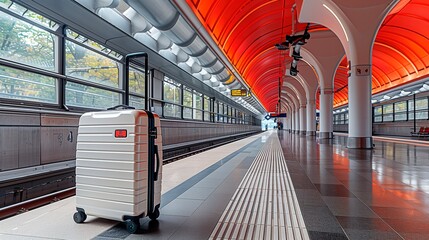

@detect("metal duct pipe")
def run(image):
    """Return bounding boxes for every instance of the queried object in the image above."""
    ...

[98,8,131,34]
[175,48,189,63]
[162,16,195,46]
[217,69,230,82]
[151,30,172,50]
[180,37,206,57]
[227,81,242,89]
[134,32,156,49]
[123,8,153,35]
[191,62,202,73]
[200,73,211,81]
[205,60,224,74]
[125,0,225,81]
[211,81,220,87]
[75,0,119,12]
[124,0,177,30]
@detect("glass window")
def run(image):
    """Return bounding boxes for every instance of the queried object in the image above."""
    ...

[204,96,210,111]
[0,65,56,103]
[383,104,393,114]
[129,95,144,109]
[416,98,428,110]
[65,40,120,88]
[183,87,192,108]
[408,100,414,120]
[219,102,224,115]
[395,101,406,112]
[193,91,202,110]
[0,10,55,70]
[408,98,428,120]
[374,116,382,122]
[382,104,393,122]
[194,110,203,120]
[416,111,428,120]
[183,87,192,119]
[374,106,382,116]
[66,29,121,59]
[1,1,59,30]
[183,107,192,119]
[383,114,393,122]
[193,90,202,120]
[163,76,181,104]
[204,111,210,121]
[408,99,414,111]
[394,101,407,121]
[218,115,223,123]
[129,66,145,96]
[395,112,407,121]
[66,82,120,109]
[164,103,181,118]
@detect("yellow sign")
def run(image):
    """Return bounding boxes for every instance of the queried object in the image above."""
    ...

[231,89,248,97]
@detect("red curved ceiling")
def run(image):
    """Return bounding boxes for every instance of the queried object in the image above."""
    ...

[184,0,308,112]
[334,0,429,108]
[185,0,429,112]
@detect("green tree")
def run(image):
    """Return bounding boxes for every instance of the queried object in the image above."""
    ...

[0,11,56,102]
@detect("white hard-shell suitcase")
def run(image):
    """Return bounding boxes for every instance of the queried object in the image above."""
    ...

[73,109,162,233]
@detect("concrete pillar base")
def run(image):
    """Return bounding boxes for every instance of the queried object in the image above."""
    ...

[300,131,307,135]
[347,137,373,149]
[348,149,373,160]
[318,132,333,139]
[306,131,316,136]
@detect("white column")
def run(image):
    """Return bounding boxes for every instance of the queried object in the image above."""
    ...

[319,89,333,139]
[299,105,307,135]
[290,110,295,133]
[287,114,291,130]
[306,99,316,136]
[347,66,373,148]
[294,110,300,133]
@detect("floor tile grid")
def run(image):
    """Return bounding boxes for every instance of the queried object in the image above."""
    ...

[311,137,415,239]
[209,134,310,240]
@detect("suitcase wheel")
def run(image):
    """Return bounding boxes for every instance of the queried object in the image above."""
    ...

[73,211,87,223]
[149,206,160,220]
[125,219,139,234]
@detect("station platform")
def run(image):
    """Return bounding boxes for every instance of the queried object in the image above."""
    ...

[1,130,429,239]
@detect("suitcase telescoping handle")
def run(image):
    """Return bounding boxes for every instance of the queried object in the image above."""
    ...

[107,104,135,110]
[124,52,149,110]
[154,145,160,181]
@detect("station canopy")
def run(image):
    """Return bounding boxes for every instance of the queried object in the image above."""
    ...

[184,0,429,112]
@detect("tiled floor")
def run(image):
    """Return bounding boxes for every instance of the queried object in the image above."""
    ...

[2,130,429,240]
[281,131,429,239]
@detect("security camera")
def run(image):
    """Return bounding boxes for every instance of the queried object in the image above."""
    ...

[289,66,298,76]
[285,23,311,46]
[291,44,302,60]
[275,42,289,50]
[290,68,298,76]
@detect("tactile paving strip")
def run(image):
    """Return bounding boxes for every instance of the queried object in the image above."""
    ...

[209,134,309,240]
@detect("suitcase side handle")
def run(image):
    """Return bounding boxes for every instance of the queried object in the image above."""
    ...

[107,104,136,110]
[154,145,160,181]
